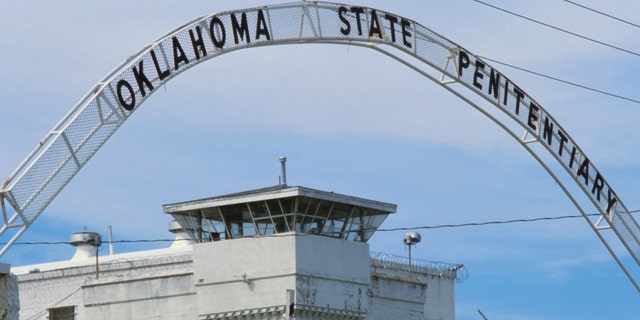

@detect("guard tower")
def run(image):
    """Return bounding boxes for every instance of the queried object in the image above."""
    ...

[163,185,396,244]
[163,184,399,319]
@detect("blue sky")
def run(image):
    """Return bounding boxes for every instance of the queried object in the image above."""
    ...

[1,1,640,319]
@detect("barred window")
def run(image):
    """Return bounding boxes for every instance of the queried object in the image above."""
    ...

[49,306,75,320]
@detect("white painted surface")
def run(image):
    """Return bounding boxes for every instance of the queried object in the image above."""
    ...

[193,233,370,317]
[14,233,455,319]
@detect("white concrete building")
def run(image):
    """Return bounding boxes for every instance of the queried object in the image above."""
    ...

[13,185,463,320]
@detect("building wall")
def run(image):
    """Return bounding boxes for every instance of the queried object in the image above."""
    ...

[193,233,370,319]
[0,273,19,320]
[83,272,195,320]
[14,248,194,320]
[370,254,456,320]
[424,275,455,320]
[295,234,370,314]
[18,268,89,319]
[193,234,296,317]
[368,274,426,320]
[14,236,456,320]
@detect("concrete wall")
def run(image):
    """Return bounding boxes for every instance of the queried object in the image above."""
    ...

[368,274,426,320]
[18,270,88,320]
[83,272,195,320]
[14,235,456,320]
[193,233,371,318]
[295,235,370,318]
[0,273,19,320]
[193,234,297,316]
[15,248,194,320]
[369,256,456,320]
[424,275,455,320]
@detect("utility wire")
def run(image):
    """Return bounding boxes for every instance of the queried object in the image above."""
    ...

[471,0,640,58]
[478,55,640,105]
[563,0,640,29]
[8,211,640,246]
[377,213,599,232]
[469,0,640,104]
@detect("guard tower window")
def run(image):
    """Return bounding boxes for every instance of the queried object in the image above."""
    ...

[163,186,397,243]
[49,306,75,320]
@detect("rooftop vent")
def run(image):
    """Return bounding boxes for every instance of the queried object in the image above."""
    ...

[169,220,195,248]
[69,231,102,261]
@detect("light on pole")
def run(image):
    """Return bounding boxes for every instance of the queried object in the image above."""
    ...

[404,232,421,278]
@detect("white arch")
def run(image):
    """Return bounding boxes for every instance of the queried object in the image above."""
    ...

[1,1,639,290]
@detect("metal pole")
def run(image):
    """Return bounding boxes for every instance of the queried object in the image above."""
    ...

[95,243,99,279]
[107,225,114,255]
[408,244,412,278]
[279,157,287,186]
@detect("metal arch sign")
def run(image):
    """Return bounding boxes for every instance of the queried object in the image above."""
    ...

[1,2,639,289]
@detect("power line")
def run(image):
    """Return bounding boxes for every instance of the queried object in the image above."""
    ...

[468,1,640,104]
[377,213,598,232]
[381,208,640,232]
[471,0,640,58]
[8,211,639,246]
[6,239,177,246]
[563,0,640,29]
[478,55,640,105]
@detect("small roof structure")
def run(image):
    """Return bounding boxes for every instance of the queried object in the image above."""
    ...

[163,185,396,243]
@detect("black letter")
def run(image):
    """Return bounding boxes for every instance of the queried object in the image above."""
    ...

[189,26,207,60]
[606,189,618,213]
[557,130,568,157]
[209,17,226,48]
[473,60,485,90]
[256,9,271,40]
[592,172,604,201]
[384,14,398,43]
[369,10,382,38]
[513,87,524,115]
[401,18,412,47]
[527,102,539,131]
[350,7,364,35]
[132,60,154,97]
[458,50,470,77]
[339,6,350,35]
[117,79,136,111]
[231,12,250,44]
[503,80,510,106]
[577,157,590,185]
[150,49,170,81]
[542,117,554,146]
[172,36,189,70]
[488,69,500,99]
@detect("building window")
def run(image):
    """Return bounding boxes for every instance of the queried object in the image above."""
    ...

[49,306,75,320]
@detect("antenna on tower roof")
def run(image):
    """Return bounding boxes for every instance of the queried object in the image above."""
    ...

[279,156,287,186]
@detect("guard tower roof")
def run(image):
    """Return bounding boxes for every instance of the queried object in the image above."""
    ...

[163,185,396,243]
